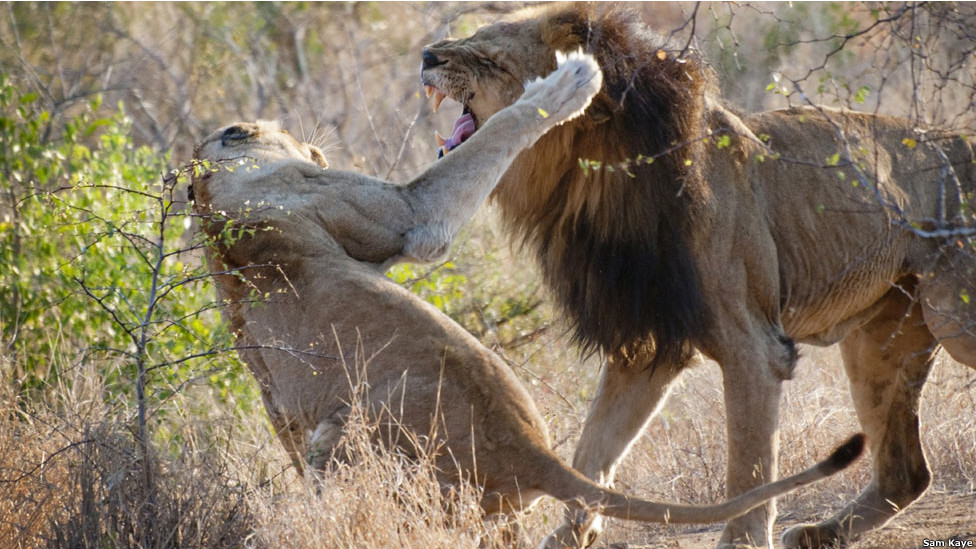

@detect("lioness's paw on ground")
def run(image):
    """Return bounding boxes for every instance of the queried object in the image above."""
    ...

[521,49,602,123]
[537,511,603,549]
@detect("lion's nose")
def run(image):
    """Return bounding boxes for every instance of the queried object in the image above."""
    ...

[421,49,446,70]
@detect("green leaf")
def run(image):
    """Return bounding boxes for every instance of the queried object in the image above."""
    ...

[84,118,113,137]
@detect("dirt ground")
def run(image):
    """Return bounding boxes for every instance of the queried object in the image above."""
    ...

[562,348,976,549]
[595,490,975,549]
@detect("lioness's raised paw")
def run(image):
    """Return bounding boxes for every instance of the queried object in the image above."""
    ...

[520,49,602,124]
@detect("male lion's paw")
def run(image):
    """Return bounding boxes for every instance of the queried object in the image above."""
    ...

[781,524,843,549]
[522,49,602,124]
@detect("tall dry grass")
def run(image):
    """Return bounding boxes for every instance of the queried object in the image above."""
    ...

[2,314,973,549]
[0,355,256,549]
[0,347,556,549]
[244,407,513,549]
[2,3,975,548]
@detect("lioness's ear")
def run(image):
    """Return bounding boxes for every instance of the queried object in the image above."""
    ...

[308,145,329,169]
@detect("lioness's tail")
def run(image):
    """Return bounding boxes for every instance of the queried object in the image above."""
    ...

[546,433,865,524]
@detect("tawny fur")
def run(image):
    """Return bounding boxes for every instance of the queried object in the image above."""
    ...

[420,3,976,548]
[190,54,863,538]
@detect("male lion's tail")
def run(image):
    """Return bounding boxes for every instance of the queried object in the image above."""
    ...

[543,433,865,525]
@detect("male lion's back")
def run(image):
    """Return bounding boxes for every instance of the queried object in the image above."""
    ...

[734,106,975,340]
[745,106,975,220]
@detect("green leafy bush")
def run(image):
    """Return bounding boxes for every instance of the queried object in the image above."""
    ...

[0,76,255,411]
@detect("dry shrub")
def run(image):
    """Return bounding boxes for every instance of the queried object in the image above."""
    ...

[0,356,256,549]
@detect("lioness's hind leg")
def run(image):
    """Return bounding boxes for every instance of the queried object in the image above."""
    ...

[920,246,976,368]
[783,286,936,549]
[307,417,344,470]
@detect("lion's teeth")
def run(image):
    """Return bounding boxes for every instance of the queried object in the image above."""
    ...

[434,131,447,147]
[424,85,434,98]
[432,91,446,113]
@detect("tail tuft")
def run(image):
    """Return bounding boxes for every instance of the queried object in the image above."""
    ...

[819,433,866,475]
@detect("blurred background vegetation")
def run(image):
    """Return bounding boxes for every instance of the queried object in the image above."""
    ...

[0,3,974,548]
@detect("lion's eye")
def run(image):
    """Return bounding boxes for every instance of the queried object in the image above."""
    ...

[482,55,517,80]
[221,125,251,146]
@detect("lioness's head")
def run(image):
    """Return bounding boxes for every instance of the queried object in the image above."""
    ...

[189,121,336,267]
[190,121,329,203]
[193,121,329,169]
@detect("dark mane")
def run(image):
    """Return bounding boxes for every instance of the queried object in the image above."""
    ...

[496,3,712,367]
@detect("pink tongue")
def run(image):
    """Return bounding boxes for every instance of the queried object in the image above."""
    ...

[444,113,475,151]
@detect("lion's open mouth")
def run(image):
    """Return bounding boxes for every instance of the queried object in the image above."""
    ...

[425,84,477,158]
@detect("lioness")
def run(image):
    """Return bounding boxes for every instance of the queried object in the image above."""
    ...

[190,52,864,537]
[420,3,976,548]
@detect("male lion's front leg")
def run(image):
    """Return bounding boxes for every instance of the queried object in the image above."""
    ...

[717,353,785,549]
[541,351,684,549]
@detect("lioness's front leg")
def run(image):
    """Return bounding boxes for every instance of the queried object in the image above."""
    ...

[396,50,601,266]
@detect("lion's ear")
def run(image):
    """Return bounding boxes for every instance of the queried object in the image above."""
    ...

[541,22,584,54]
[308,145,329,169]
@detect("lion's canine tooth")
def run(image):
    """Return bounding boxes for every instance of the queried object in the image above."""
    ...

[434,131,447,147]
[432,91,446,113]
[424,85,434,98]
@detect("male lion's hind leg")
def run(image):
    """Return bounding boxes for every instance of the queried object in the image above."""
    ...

[920,247,976,370]
[783,286,936,549]
[540,351,685,549]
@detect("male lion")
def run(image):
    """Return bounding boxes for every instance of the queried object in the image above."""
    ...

[420,3,976,548]
[190,53,864,539]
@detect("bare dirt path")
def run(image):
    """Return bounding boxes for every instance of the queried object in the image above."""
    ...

[599,490,975,549]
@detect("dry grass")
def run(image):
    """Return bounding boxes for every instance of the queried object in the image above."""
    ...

[1,229,974,549]
[0,358,254,549]
[245,409,507,549]
[2,3,975,548]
